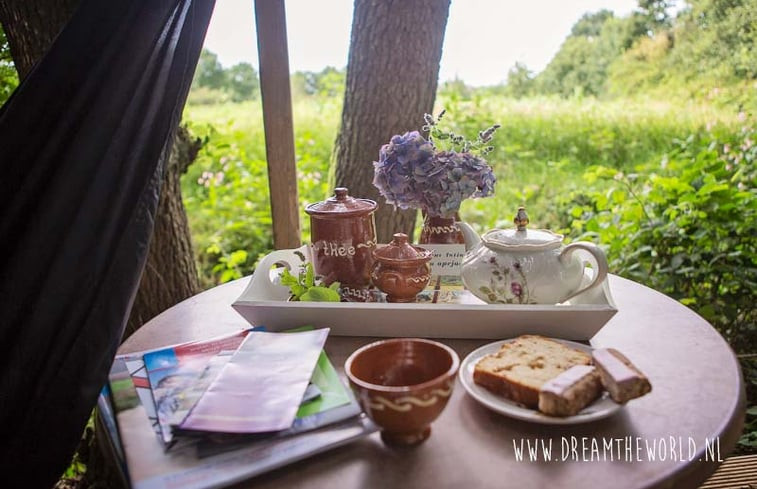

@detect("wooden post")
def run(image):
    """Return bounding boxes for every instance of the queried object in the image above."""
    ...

[254,0,301,249]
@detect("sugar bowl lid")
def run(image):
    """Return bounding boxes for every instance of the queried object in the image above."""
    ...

[481,207,563,250]
[305,187,377,217]
[373,233,432,263]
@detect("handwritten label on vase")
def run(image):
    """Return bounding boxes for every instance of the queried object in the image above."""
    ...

[417,244,466,276]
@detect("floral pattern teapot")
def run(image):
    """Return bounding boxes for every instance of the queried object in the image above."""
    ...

[457,207,609,304]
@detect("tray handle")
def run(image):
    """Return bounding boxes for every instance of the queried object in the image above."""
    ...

[248,246,310,301]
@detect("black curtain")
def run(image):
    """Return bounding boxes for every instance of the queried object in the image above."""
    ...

[0,0,215,486]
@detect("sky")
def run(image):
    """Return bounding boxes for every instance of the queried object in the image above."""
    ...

[203,0,639,87]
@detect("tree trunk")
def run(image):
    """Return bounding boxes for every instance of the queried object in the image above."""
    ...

[0,0,201,340]
[334,0,450,243]
[124,127,202,338]
[0,0,79,79]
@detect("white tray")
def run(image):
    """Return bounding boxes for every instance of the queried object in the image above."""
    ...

[232,247,618,340]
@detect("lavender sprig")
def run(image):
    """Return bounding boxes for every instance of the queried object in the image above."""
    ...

[422,110,500,156]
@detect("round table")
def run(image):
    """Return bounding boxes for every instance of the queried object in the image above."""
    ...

[119,274,745,489]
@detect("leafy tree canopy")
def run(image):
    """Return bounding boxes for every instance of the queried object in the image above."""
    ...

[190,48,260,103]
[524,0,755,108]
[291,66,345,99]
[504,62,534,98]
[570,9,615,38]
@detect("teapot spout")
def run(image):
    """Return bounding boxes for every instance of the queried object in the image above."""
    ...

[457,221,481,252]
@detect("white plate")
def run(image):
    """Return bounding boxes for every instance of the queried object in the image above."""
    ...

[459,339,622,424]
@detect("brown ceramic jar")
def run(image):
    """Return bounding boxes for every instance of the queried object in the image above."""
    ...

[371,233,433,303]
[305,188,377,302]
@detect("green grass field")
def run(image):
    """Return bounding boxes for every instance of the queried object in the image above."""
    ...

[181,95,743,279]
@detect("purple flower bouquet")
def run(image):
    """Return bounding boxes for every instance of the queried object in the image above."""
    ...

[373,112,499,218]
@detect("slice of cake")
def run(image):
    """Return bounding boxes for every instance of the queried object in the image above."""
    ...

[538,365,602,416]
[592,348,651,404]
[473,335,592,408]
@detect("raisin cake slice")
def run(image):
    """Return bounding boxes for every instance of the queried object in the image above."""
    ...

[473,335,592,408]
[538,365,602,416]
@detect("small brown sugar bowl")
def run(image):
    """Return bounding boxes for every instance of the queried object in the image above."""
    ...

[371,233,432,303]
[345,338,459,446]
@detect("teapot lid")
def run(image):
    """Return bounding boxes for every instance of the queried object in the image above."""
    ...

[305,187,377,217]
[373,233,432,263]
[482,207,563,250]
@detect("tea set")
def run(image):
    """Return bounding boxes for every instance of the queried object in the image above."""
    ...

[305,187,608,306]
[299,187,610,446]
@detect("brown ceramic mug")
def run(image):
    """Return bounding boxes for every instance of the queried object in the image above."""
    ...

[345,338,459,446]
[305,188,377,301]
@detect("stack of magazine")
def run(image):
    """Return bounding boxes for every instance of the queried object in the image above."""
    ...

[97,326,376,489]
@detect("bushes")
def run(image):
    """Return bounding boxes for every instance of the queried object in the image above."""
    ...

[549,120,756,453]
[181,99,338,286]
[181,120,273,287]
[556,123,756,353]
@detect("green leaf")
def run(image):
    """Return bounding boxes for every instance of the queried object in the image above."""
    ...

[279,268,299,287]
[697,182,729,196]
[289,284,306,299]
[300,286,341,302]
[226,249,248,267]
[305,262,315,287]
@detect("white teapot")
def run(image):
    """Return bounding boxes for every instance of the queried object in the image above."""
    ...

[458,207,608,304]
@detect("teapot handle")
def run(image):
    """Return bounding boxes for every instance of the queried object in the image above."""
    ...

[558,242,609,303]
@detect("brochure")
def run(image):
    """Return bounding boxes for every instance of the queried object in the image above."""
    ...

[179,329,330,433]
[193,348,361,457]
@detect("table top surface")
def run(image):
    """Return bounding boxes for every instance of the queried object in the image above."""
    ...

[119,274,745,489]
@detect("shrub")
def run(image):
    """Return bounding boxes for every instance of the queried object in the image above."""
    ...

[557,122,756,353]
[181,121,273,287]
[181,99,338,286]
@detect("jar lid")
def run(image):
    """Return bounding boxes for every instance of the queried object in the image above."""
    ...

[482,207,563,250]
[305,187,377,217]
[373,233,432,263]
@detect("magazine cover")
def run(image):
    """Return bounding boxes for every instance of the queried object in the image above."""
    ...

[143,329,251,446]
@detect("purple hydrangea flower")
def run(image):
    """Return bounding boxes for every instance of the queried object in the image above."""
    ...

[373,135,496,218]
[372,131,434,210]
